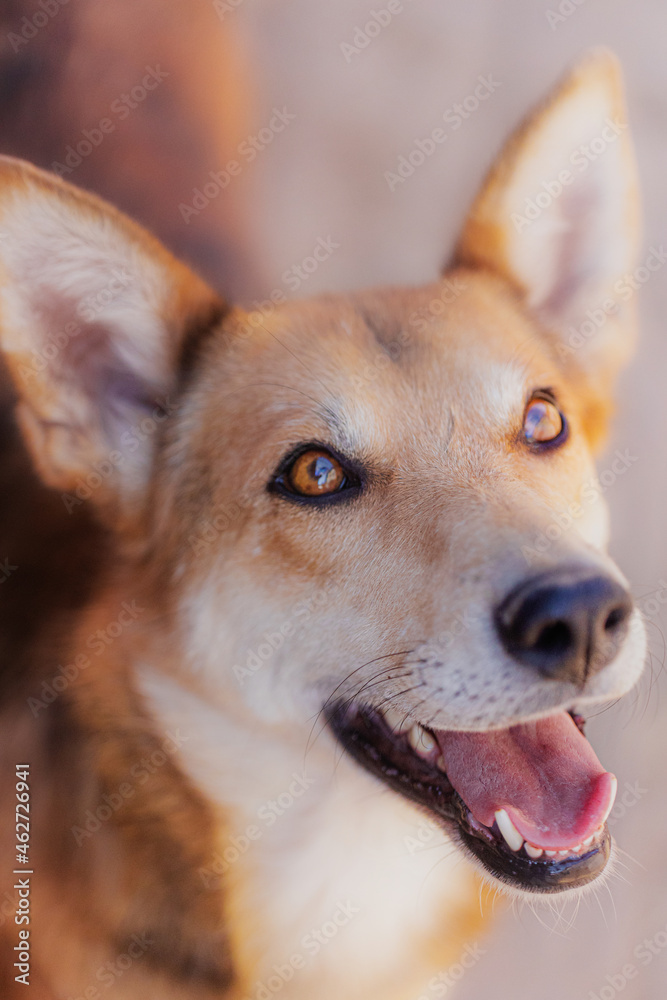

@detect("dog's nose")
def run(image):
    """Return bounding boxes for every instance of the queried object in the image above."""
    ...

[495,569,633,685]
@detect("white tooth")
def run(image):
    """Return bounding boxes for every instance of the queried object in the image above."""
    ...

[600,776,618,824]
[525,843,543,859]
[408,724,436,755]
[382,708,412,734]
[557,849,570,857]
[436,754,447,772]
[571,843,583,853]
[544,850,558,857]
[494,809,524,852]
[582,835,595,848]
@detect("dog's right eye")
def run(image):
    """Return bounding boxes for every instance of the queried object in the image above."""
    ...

[523,394,567,447]
[271,446,361,502]
[288,450,345,495]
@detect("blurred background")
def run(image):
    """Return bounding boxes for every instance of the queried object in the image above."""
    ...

[1,1,666,997]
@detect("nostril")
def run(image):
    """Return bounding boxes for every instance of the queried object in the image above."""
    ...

[604,605,629,632]
[495,569,634,684]
[534,621,572,657]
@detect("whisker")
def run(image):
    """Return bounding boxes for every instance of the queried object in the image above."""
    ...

[303,649,415,759]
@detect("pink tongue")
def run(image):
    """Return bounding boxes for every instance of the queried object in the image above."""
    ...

[435,712,615,849]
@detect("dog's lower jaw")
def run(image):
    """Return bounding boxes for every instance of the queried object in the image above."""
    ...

[136,665,484,1000]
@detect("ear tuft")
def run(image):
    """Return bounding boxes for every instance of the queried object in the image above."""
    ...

[0,156,225,525]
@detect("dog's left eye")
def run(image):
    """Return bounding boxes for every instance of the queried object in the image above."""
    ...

[288,450,345,495]
[272,446,359,501]
[523,396,566,446]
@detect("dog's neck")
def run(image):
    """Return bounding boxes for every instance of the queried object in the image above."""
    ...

[133,653,483,1000]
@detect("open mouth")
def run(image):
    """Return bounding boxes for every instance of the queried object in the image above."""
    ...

[326,702,617,893]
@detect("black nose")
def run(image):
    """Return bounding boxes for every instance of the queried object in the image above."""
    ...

[495,569,633,685]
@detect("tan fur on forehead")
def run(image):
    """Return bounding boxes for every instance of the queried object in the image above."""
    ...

[164,267,572,484]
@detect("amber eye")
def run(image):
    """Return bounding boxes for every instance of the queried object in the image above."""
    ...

[523,396,566,446]
[275,447,355,500]
[288,450,345,495]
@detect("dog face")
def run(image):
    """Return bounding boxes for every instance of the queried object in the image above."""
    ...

[149,272,643,733]
[0,51,646,895]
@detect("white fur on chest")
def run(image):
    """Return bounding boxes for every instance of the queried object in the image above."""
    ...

[137,667,478,1000]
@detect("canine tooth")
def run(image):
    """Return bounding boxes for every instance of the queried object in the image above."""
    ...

[525,843,543,859]
[544,850,557,857]
[582,835,595,848]
[382,708,412,734]
[408,724,436,755]
[571,843,582,853]
[601,775,618,824]
[494,809,524,852]
[436,754,447,772]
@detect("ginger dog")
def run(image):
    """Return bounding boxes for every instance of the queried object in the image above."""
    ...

[0,50,646,1000]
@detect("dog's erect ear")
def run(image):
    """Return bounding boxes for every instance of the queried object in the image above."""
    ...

[456,50,640,394]
[0,156,224,525]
